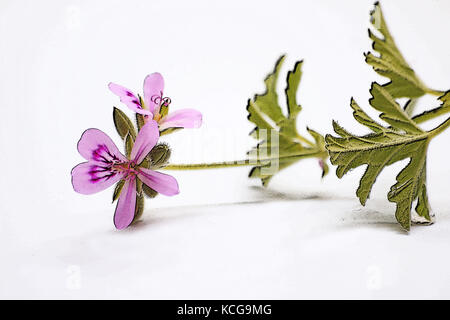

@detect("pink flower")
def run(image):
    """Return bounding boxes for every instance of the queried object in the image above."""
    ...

[108,73,202,131]
[71,121,179,230]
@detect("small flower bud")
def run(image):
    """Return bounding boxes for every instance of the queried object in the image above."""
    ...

[149,143,171,168]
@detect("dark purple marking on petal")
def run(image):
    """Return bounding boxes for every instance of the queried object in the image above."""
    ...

[88,164,117,184]
[132,100,142,108]
[92,144,121,164]
[126,91,134,97]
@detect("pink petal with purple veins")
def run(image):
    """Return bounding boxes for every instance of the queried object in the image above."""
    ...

[108,82,152,116]
[113,178,137,230]
[159,109,203,131]
[137,168,179,196]
[77,128,127,163]
[143,73,164,114]
[130,120,160,164]
[71,162,124,195]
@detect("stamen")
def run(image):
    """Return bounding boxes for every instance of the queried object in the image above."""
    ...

[151,95,162,105]
[151,95,172,107]
[162,97,171,106]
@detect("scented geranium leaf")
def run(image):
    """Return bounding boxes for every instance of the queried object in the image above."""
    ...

[113,107,137,140]
[369,83,422,134]
[403,99,418,117]
[325,84,441,230]
[388,146,429,227]
[247,55,286,135]
[412,91,450,124]
[365,2,428,98]
[247,56,328,186]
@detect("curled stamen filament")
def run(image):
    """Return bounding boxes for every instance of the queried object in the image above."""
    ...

[151,95,171,107]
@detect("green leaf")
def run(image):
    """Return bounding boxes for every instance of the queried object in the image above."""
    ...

[112,179,125,203]
[365,2,429,98]
[247,56,328,186]
[113,107,137,140]
[325,83,442,231]
[412,91,450,124]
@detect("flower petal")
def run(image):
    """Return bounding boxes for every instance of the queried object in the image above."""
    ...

[130,120,160,164]
[77,128,127,163]
[159,109,202,130]
[137,168,179,196]
[108,82,152,116]
[113,178,137,230]
[143,73,164,114]
[71,162,124,195]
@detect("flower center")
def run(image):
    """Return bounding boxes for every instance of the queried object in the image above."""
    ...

[112,161,138,179]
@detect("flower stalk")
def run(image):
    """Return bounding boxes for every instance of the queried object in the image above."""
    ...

[163,150,329,171]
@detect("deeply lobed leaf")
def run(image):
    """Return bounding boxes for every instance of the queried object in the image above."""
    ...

[326,2,450,231]
[247,56,328,186]
[326,84,435,230]
[365,2,429,99]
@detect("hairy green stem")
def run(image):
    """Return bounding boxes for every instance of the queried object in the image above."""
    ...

[163,151,328,171]
[163,161,251,170]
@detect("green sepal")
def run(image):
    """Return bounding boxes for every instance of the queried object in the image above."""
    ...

[113,107,137,140]
[112,179,125,203]
[132,179,145,224]
[160,127,182,136]
[136,113,146,132]
[142,184,158,198]
[139,156,151,169]
[124,132,134,158]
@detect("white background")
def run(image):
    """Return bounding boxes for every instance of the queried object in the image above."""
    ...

[1,0,449,299]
